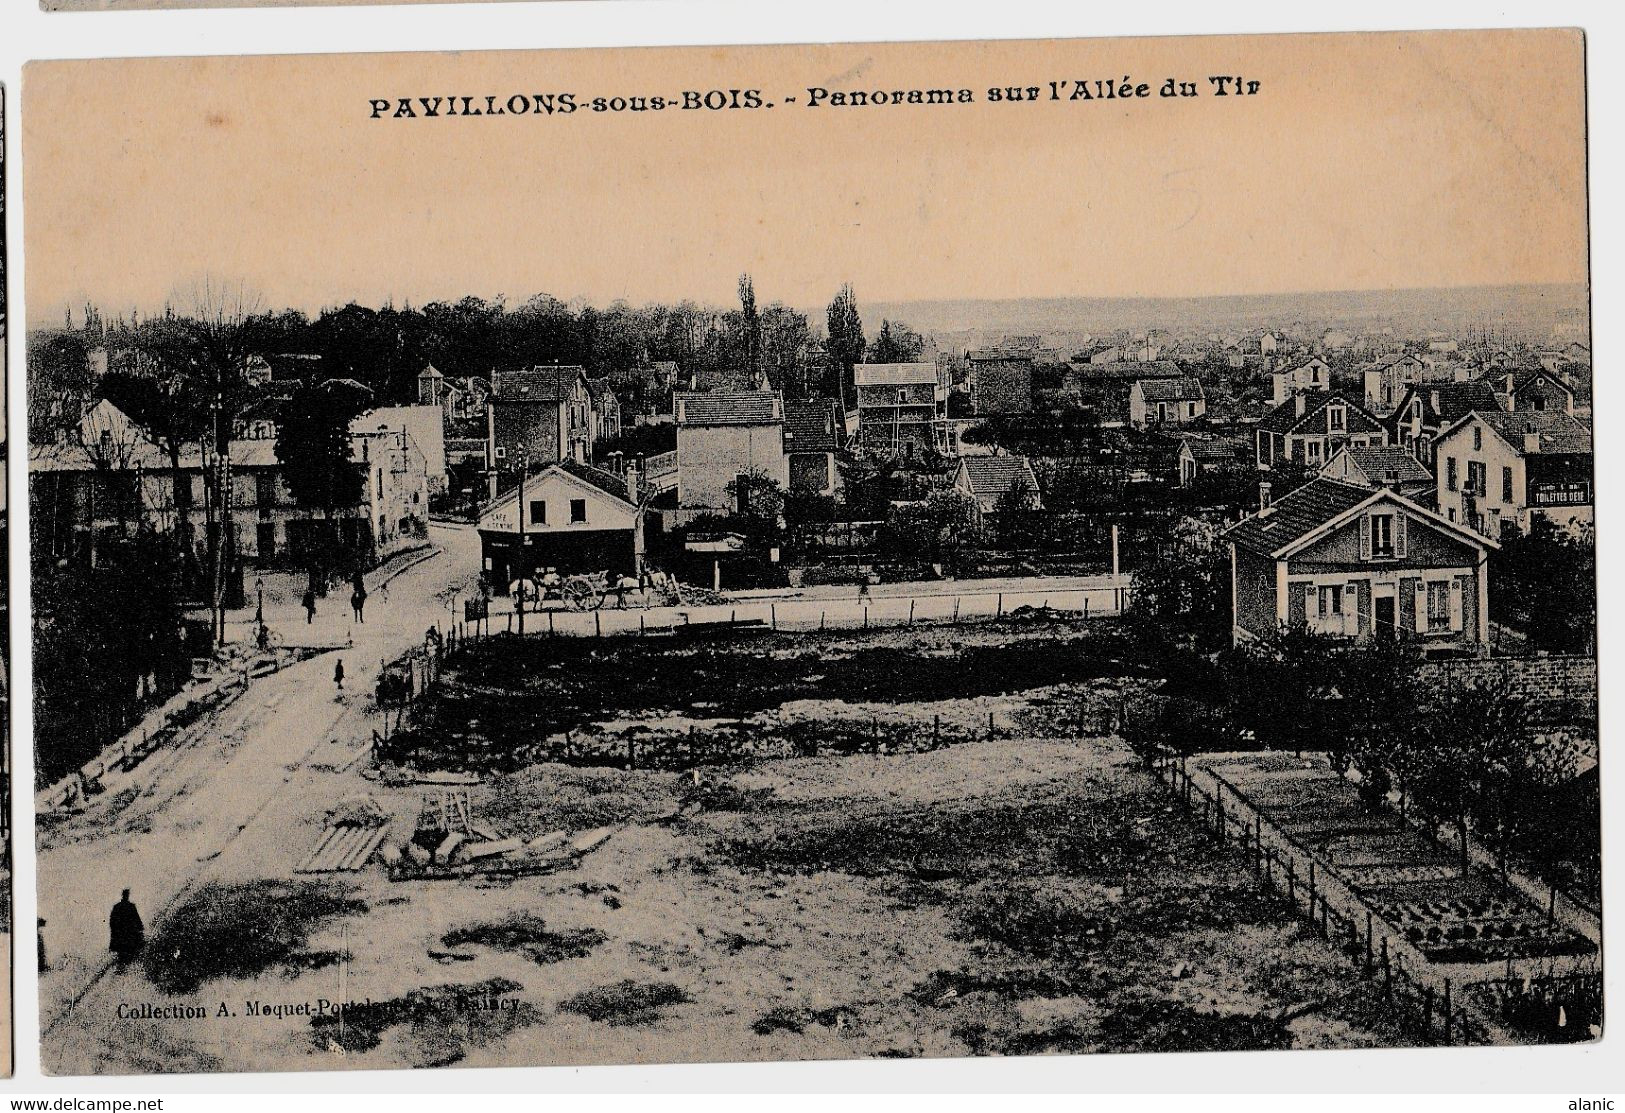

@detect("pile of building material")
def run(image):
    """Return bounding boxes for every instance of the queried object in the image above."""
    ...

[386,790,626,882]
[296,795,392,873]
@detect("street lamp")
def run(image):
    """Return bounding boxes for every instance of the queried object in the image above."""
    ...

[255,577,265,625]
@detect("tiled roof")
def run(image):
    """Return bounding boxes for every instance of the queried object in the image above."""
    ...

[1070,359,1184,381]
[557,458,634,503]
[966,349,1035,363]
[854,362,939,386]
[1258,392,1380,436]
[1137,376,1204,403]
[1181,436,1241,462]
[494,365,586,402]
[1340,445,1432,485]
[782,398,842,453]
[1225,478,1375,557]
[958,455,1039,497]
[1397,381,1501,425]
[674,390,782,427]
[1473,410,1592,456]
[586,377,619,406]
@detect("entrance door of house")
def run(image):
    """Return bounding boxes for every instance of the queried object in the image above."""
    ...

[1373,589,1396,639]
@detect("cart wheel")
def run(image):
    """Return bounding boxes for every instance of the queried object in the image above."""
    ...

[563,578,595,612]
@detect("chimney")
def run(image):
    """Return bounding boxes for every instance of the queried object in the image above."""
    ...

[1430,390,1441,414]
[1524,431,1542,455]
[1259,481,1273,511]
[627,455,642,504]
[1504,372,1515,396]
[1294,392,1306,418]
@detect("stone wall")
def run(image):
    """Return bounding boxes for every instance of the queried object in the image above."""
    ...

[1415,655,1597,727]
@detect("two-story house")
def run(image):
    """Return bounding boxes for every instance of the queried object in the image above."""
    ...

[1384,380,1502,470]
[486,365,595,497]
[673,390,789,513]
[1225,478,1495,654]
[1270,357,1330,405]
[966,350,1035,415]
[1434,409,1593,537]
[1255,392,1386,470]
[1361,354,1425,413]
[476,459,645,589]
[782,398,844,496]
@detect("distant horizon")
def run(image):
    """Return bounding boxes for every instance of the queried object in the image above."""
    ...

[27,279,1592,336]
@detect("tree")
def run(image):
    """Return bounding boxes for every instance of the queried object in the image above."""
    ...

[1401,678,1531,878]
[882,490,984,573]
[1219,626,1344,756]
[1492,518,1596,653]
[867,318,925,364]
[276,379,375,581]
[825,284,865,410]
[1129,515,1229,650]
[723,469,786,543]
[738,274,761,383]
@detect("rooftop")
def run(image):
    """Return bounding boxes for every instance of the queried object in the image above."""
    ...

[674,390,782,427]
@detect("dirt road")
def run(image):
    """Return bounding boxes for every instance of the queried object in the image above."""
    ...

[38,524,482,1068]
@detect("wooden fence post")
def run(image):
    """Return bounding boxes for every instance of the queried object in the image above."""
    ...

[996,593,1004,617]
[908,600,915,626]
[1381,937,1392,999]
[953,597,961,623]
[771,604,777,630]
[933,714,941,748]
[1442,980,1452,1045]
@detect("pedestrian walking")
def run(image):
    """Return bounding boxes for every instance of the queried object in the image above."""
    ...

[858,580,872,606]
[109,890,144,969]
[303,587,317,625]
[38,917,48,973]
[351,588,368,623]
[334,659,346,692]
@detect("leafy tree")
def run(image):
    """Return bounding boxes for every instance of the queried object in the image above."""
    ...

[723,469,786,543]
[738,274,760,382]
[825,284,865,410]
[1129,515,1229,650]
[881,490,984,572]
[276,379,375,578]
[1491,518,1596,652]
[1218,626,1344,756]
[867,319,925,364]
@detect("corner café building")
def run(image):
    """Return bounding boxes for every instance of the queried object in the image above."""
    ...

[477,460,646,592]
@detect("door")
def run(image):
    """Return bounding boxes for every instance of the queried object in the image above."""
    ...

[1374,593,1396,639]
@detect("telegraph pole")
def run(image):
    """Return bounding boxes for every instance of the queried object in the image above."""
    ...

[516,447,529,638]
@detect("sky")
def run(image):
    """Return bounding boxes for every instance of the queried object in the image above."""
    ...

[23,28,1590,324]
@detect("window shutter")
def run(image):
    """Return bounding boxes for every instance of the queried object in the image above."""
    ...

[1414,580,1429,633]
[1346,580,1361,636]
[1303,583,1316,629]
[1449,579,1465,632]
[1360,514,1373,560]
[1394,513,1408,559]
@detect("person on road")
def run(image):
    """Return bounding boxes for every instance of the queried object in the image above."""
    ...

[303,588,317,625]
[109,890,144,968]
[351,587,368,624]
[334,659,346,692]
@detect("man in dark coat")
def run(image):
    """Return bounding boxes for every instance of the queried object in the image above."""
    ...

[109,890,144,967]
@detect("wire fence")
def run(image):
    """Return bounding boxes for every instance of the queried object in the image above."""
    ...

[1154,753,1498,1047]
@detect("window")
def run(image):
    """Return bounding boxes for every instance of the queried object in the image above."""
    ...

[1328,404,1346,432]
[495,446,507,460]
[1306,440,1323,463]
[530,500,547,525]
[1318,585,1344,618]
[570,498,587,523]
[1426,581,1451,631]
[1157,402,1169,423]
[1187,402,1198,419]
[1472,426,1482,451]
[1501,466,1514,503]
[1371,513,1396,557]
[1446,456,1458,492]
[1468,461,1487,497]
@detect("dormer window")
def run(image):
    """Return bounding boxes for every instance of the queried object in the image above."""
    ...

[1328,404,1346,432]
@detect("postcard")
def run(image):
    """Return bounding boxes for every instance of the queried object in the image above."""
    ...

[24,30,1597,1075]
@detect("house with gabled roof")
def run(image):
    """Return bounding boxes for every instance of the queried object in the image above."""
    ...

[673,389,788,512]
[1128,377,1205,429]
[1255,391,1386,471]
[1271,356,1331,405]
[1385,380,1503,471]
[1177,435,1244,486]
[486,365,594,496]
[1434,409,1593,537]
[782,398,844,496]
[1494,367,1577,417]
[1224,477,1495,654]
[1318,444,1434,502]
[952,454,1043,516]
[1360,353,1425,413]
[476,458,646,589]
